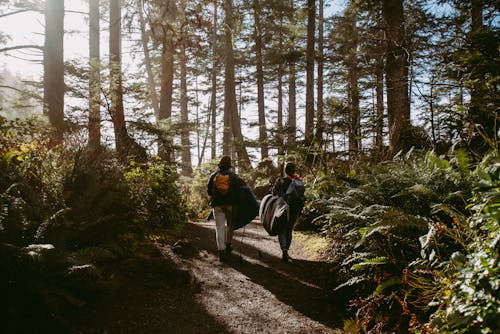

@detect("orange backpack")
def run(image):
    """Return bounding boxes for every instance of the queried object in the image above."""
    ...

[214,173,231,195]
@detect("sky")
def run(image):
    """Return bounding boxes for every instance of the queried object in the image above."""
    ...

[0,1,92,78]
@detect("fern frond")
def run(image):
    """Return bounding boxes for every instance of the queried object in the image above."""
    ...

[351,257,388,271]
[334,274,371,291]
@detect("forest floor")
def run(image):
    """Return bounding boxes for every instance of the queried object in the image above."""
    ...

[72,221,343,334]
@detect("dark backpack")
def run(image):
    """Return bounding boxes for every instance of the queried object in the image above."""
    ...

[284,178,306,211]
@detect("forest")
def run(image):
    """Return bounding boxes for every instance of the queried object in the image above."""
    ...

[0,0,498,333]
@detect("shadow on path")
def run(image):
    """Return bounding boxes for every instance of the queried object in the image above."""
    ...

[184,221,342,329]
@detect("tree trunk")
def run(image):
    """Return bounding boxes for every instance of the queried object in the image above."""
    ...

[253,0,268,160]
[315,0,324,145]
[305,0,315,146]
[382,0,410,154]
[375,52,384,159]
[347,10,360,161]
[159,0,176,162]
[210,0,218,160]
[224,0,251,170]
[109,0,129,156]
[287,0,297,149]
[43,0,64,144]
[138,0,160,118]
[179,4,192,176]
[88,0,100,149]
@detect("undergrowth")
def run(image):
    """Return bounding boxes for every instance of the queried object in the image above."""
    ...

[0,116,187,333]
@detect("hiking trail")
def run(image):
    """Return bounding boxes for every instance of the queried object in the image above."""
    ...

[73,221,342,333]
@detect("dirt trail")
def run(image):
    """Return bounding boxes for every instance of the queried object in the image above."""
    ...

[164,220,341,333]
[72,220,342,333]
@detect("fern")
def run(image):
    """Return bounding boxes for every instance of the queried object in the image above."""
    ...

[351,257,388,271]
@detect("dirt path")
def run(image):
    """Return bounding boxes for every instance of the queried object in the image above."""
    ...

[163,221,341,333]
[72,221,342,333]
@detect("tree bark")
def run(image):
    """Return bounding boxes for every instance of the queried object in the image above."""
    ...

[43,0,64,144]
[159,0,176,161]
[347,9,360,161]
[382,0,410,154]
[287,0,297,149]
[138,0,160,118]
[253,0,268,160]
[210,0,218,160]
[224,0,251,170]
[109,0,129,156]
[305,0,315,146]
[375,51,384,159]
[315,0,324,145]
[88,0,100,149]
[179,2,192,176]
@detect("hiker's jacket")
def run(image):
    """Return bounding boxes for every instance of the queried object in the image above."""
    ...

[272,174,303,214]
[207,168,238,207]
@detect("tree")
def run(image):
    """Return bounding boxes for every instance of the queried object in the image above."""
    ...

[43,0,64,144]
[382,0,410,154]
[179,0,192,176]
[223,0,251,170]
[315,0,324,146]
[305,0,315,145]
[210,0,218,160]
[88,0,100,149]
[158,0,176,162]
[138,0,160,118]
[252,0,268,160]
[287,0,298,150]
[109,0,130,156]
[345,7,361,160]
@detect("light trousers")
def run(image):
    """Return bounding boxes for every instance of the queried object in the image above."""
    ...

[213,205,233,251]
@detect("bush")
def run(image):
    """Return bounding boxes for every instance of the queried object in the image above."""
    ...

[125,158,187,228]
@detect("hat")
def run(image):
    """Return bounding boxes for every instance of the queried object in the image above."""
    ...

[284,162,296,176]
[218,155,232,170]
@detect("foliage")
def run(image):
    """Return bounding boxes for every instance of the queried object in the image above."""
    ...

[306,149,478,332]
[0,117,187,332]
[422,151,500,333]
[125,158,187,228]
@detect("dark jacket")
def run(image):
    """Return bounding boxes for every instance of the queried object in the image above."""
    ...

[207,168,238,207]
[272,174,303,213]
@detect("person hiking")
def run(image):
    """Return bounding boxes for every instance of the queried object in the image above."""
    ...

[272,162,305,263]
[207,156,239,261]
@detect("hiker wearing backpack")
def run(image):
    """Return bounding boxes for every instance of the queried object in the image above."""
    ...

[207,156,239,261]
[272,162,306,263]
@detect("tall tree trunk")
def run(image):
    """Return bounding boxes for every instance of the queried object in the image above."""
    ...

[315,0,324,145]
[179,3,192,176]
[347,9,360,161]
[288,62,297,149]
[43,0,64,144]
[305,0,315,145]
[253,0,268,160]
[382,0,410,154]
[109,0,129,156]
[224,0,251,170]
[375,52,384,159]
[287,0,297,149]
[159,0,176,161]
[210,0,218,160]
[138,0,159,118]
[88,0,100,149]
[469,0,492,141]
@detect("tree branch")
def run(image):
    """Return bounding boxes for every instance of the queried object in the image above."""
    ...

[0,45,43,53]
[0,9,31,18]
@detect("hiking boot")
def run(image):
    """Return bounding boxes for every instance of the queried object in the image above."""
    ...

[218,250,226,262]
[225,243,232,255]
[282,250,289,263]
